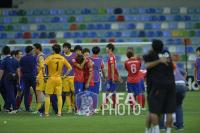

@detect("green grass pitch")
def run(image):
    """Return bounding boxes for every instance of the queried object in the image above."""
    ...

[0,92,200,133]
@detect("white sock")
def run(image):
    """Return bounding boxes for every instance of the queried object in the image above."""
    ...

[145,128,151,133]
[166,128,171,133]
[152,125,160,133]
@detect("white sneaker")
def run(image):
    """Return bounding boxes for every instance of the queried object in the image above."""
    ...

[8,110,17,114]
[32,111,39,114]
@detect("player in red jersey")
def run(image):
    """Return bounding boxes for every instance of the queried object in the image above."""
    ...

[124,50,144,108]
[82,48,95,92]
[102,43,123,108]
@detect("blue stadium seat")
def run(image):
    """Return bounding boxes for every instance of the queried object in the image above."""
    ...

[163,31,171,37]
[20,25,29,31]
[15,32,23,39]
[116,39,124,42]
[144,23,152,29]
[156,31,163,37]
[76,16,84,22]
[130,31,138,37]
[175,39,182,45]
[107,8,114,14]
[108,16,116,22]
[37,24,47,31]
[2,10,9,16]
[169,23,177,29]
[171,8,180,14]
[0,33,7,39]
[138,31,146,37]
[122,32,131,37]
[166,39,175,45]
[152,23,161,29]
[81,8,91,14]
[72,32,81,38]
[185,23,193,29]
[40,32,48,38]
[100,39,107,42]
[130,8,139,14]
[166,15,174,21]
[81,32,88,38]
[141,16,150,21]
[105,32,113,38]
[87,24,96,30]
[183,15,191,21]
[127,23,136,29]
[174,15,182,21]
[104,24,111,29]
[176,47,185,53]
[32,32,39,38]
[149,16,158,21]
[88,32,97,38]
[9,10,17,16]
[159,15,166,21]
[187,46,194,53]
[196,31,200,36]
[48,32,56,38]
[3,17,12,23]
[51,17,60,23]
[0,25,5,31]
[146,8,156,14]
[34,17,43,23]
[96,24,104,30]
[90,8,98,14]
[64,32,72,38]
[146,31,155,37]
[74,40,82,43]
[138,8,146,14]
[114,32,122,37]
[114,8,123,14]
[119,24,126,29]
[125,15,133,21]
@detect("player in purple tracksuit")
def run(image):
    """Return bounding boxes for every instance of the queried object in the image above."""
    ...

[90,46,106,94]
[194,47,200,89]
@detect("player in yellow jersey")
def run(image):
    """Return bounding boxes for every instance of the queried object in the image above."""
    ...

[33,43,45,114]
[61,42,76,113]
[44,44,72,117]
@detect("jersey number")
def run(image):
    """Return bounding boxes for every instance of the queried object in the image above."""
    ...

[131,64,136,74]
[55,62,59,71]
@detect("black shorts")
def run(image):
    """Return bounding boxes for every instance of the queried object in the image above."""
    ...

[148,85,176,114]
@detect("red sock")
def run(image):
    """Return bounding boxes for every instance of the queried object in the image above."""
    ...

[16,96,22,109]
[112,94,116,108]
[129,96,135,109]
[28,95,32,106]
[137,95,143,107]
[142,94,145,108]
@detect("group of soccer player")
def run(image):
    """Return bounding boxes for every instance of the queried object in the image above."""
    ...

[0,42,146,116]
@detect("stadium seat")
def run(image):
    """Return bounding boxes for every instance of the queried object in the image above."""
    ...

[70,24,78,30]
[56,32,64,38]
[105,32,113,38]
[144,23,152,29]
[5,25,13,31]
[108,16,116,22]
[8,39,16,44]
[163,31,171,37]
[40,32,48,38]
[68,16,76,23]
[51,17,60,23]
[138,31,146,37]
[91,39,99,43]
[74,40,82,43]
[130,31,138,37]
[72,32,81,38]
[64,32,72,38]
[183,15,191,21]
[178,22,186,29]
[114,32,122,37]
[49,39,57,44]
[30,24,37,31]
[48,32,56,38]
[116,39,124,42]
[159,15,166,21]
[117,15,125,22]
[161,22,169,29]
[156,31,163,37]
[166,15,174,21]
[15,32,23,39]
[152,23,160,29]
[100,39,107,42]
[37,24,47,31]
[3,17,12,24]
[87,24,96,30]
[104,24,111,30]
[108,38,115,43]
[136,23,144,30]
[163,7,171,14]
[19,17,28,23]
[79,24,86,30]
[88,32,97,38]
[127,23,136,29]
[111,23,119,30]
[114,8,123,14]
[169,23,177,29]
[96,24,104,30]
[149,15,158,21]
[23,32,31,39]
[9,10,17,16]
[146,31,155,37]
[180,7,187,14]
[119,24,127,30]
[81,8,91,14]
[32,32,40,38]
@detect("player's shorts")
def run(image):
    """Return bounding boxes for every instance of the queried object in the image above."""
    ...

[86,85,95,94]
[197,81,200,86]
[105,80,117,92]
[62,76,74,92]
[127,82,142,95]
[93,82,100,94]
[148,85,176,114]
[74,81,84,95]
[140,79,145,92]
[36,76,45,91]
[45,77,62,95]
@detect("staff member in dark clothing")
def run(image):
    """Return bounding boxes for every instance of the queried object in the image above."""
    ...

[143,40,176,133]
[20,46,37,112]
[0,46,20,114]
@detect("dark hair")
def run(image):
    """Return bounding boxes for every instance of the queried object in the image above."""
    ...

[76,54,84,64]
[63,42,71,49]
[52,44,61,54]
[196,47,200,52]
[152,39,164,53]
[92,46,100,54]
[2,46,11,55]
[126,51,134,58]
[74,45,82,52]
[33,43,42,51]
[127,47,134,52]
[15,50,21,56]
[106,43,115,51]
[11,50,16,56]
[25,46,33,54]
[83,48,90,54]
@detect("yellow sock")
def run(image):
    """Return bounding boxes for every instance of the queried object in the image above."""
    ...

[57,95,63,115]
[37,103,42,111]
[45,96,50,115]
[66,94,71,110]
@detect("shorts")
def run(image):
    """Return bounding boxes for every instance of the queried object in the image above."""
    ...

[105,80,117,92]
[127,81,142,95]
[140,80,145,92]
[86,85,95,93]
[62,76,74,92]
[148,85,176,114]
[93,82,100,94]
[36,76,45,91]
[45,77,62,95]
[74,81,84,95]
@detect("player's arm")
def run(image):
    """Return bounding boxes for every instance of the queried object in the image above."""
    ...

[145,57,168,69]
[111,63,115,82]
[194,62,197,81]
[85,61,93,89]
[0,69,4,81]
[63,59,72,76]
[73,58,86,69]
[39,56,46,77]
[101,61,106,80]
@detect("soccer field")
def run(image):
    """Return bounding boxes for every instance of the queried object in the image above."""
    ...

[0,92,200,133]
